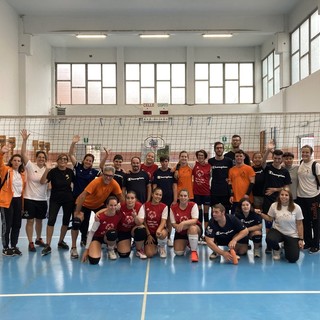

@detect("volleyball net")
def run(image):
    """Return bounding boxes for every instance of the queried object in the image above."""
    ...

[0,112,319,169]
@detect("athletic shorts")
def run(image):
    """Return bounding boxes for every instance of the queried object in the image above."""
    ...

[117,230,132,242]
[194,194,211,206]
[92,236,105,244]
[24,199,48,220]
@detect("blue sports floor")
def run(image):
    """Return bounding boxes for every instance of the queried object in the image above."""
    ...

[1,214,320,320]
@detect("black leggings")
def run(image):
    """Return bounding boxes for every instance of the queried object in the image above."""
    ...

[1,197,22,248]
[47,199,73,227]
[266,228,300,263]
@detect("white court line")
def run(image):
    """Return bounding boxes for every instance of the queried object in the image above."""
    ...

[140,259,151,320]
[1,290,320,298]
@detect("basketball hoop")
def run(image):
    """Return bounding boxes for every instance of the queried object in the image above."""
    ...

[144,136,165,153]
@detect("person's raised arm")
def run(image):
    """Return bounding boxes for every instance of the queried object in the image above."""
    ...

[261,139,275,168]
[20,129,30,165]
[99,147,110,171]
[69,135,80,167]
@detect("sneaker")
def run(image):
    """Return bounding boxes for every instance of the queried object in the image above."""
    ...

[191,251,199,262]
[80,240,86,247]
[41,245,52,256]
[70,247,79,259]
[167,238,174,247]
[12,247,22,256]
[272,249,281,260]
[28,242,36,252]
[158,246,167,258]
[107,249,117,260]
[229,249,238,265]
[248,244,252,250]
[136,248,147,259]
[35,238,46,247]
[58,240,69,250]
[304,244,311,250]
[2,248,13,256]
[265,247,272,254]
[209,251,218,260]
[309,247,319,254]
[254,249,261,258]
[198,235,206,245]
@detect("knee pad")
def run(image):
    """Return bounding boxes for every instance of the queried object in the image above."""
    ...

[88,256,100,265]
[133,227,147,241]
[72,217,82,230]
[105,229,118,242]
[252,235,262,243]
[174,251,185,256]
[118,252,131,258]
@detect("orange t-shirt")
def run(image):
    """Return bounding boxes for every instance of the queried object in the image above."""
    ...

[228,164,255,202]
[80,177,122,209]
[177,166,194,199]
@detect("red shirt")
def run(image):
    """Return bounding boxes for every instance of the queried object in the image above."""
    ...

[144,201,168,234]
[192,161,211,196]
[118,202,144,232]
[94,211,122,237]
[141,163,158,180]
[170,201,199,235]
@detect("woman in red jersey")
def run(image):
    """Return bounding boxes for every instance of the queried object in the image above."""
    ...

[82,196,121,264]
[117,191,147,259]
[170,189,201,262]
[144,187,168,258]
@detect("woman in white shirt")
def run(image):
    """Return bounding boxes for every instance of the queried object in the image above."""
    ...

[20,129,48,252]
[258,188,304,263]
[296,145,320,254]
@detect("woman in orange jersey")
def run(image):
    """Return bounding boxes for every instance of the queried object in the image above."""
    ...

[174,151,194,200]
[0,145,26,256]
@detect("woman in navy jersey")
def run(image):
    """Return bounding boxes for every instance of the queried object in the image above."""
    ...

[82,196,121,264]
[144,187,168,258]
[69,135,108,258]
[235,198,262,257]
[170,189,201,262]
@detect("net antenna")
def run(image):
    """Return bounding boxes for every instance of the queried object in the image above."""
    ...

[144,135,165,153]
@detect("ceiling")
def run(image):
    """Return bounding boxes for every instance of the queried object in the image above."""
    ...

[7,0,301,48]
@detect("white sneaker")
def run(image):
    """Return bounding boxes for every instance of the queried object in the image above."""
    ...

[209,251,218,260]
[158,246,167,258]
[107,249,117,260]
[254,249,261,258]
[167,238,174,247]
[272,249,281,260]
[70,247,79,259]
[136,249,147,259]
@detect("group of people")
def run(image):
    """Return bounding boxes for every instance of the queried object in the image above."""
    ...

[0,131,319,265]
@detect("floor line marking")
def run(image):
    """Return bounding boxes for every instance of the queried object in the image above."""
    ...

[141,259,150,320]
[2,290,320,298]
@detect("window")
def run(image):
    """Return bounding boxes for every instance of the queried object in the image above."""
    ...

[125,63,185,104]
[291,10,320,85]
[194,63,254,104]
[56,63,116,104]
[262,51,280,100]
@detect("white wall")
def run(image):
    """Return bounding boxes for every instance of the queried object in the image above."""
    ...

[24,36,52,115]
[0,0,19,115]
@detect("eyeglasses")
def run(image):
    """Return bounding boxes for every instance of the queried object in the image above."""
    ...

[58,157,68,161]
[103,173,114,178]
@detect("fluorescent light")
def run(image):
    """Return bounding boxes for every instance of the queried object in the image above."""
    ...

[202,33,233,38]
[76,34,107,39]
[139,34,170,39]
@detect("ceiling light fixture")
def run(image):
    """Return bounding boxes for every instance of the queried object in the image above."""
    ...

[139,34,170,39]
[76,34,107,39]
[202,33,233,38]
